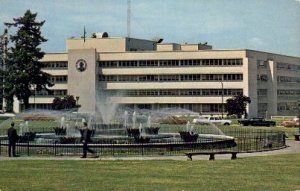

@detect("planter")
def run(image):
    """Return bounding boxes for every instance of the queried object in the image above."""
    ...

[179,131,199,142]
[54,127,66,136]
[127,128,140,137]
[145,127,160,135]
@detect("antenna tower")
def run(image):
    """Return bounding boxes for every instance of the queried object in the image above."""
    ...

[127,0,131,38]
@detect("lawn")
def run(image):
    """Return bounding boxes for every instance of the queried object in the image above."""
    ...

[0,154,299,191]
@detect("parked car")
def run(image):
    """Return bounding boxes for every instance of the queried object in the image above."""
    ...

[238,118,276,127]
[192,116,232,126]
[282,117,299,127]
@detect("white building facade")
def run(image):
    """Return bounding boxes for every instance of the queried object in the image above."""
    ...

[17,33,300,118]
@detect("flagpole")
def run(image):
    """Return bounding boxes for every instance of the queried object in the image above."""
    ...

[83,26,86,43]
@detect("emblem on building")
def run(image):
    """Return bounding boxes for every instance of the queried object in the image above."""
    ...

[76,59,87,72]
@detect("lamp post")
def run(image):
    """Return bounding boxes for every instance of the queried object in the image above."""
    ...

[220,81,224,119]
[34,85,36,111]
[76,96,80,119]
[298,99,300,134]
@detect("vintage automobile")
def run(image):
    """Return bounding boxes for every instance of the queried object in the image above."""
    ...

[238,118,276,127]
[282,117,299,127]
[192,116,232,125]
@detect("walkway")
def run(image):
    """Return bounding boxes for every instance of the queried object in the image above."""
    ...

[1,140,299,161]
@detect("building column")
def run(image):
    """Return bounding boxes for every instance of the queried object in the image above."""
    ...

[245,57,258,118]
[268,60,277,116]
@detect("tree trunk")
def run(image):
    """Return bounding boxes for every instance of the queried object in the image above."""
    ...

[23,97,30,110]
[244,111,248,119]
[5,96,14,112]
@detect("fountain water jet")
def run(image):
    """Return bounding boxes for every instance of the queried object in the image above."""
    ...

[95,90,122,124]
[147,115,151,128]
[60,117,65,129]
[24,121,29,133]
[124,111,128,128]
[132,111,136,129]
[186,121,190,132]
[19,123,24,135]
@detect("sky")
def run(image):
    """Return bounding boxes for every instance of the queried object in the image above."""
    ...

[0,0,300,56]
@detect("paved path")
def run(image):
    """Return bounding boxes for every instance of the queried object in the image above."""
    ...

[1,140,299,161]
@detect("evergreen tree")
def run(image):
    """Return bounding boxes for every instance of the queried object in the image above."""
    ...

[3,10,52,110]
[225,95,251,118]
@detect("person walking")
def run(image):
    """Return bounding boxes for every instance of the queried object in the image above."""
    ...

[7,122,19,157]
[80,122,98,158]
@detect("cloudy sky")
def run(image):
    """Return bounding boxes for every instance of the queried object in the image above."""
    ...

[0,0,299,56]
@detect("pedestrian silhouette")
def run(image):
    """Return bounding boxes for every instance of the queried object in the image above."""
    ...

[7,122,19,157]
[80,122,98,158]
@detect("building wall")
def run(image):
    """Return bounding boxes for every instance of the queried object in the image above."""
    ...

[67,38,126,52]
[67,37,155,52]
[67,49,97,112]
[247,50,300,117]
[157,43,181,51]
[17,37,299,117]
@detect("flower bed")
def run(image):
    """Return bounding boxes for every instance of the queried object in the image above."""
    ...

[23,115,56,121]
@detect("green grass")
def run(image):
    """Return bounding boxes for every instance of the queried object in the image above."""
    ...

[0,154,299,191]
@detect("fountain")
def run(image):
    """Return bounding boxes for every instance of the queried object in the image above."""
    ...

[0,106,251,156]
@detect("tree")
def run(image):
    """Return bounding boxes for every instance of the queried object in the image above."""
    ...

[52,95,78,110]
[225,95,251,118]
[2,10,52,110]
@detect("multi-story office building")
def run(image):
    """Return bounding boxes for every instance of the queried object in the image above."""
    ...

[13,32,300,117]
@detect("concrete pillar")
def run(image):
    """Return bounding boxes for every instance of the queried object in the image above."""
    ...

[268,60,277,116]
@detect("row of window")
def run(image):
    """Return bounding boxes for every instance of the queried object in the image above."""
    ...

[43,62,68,69]
[28,104,52,110]
[99,74,243,82]
[277,62,300,71]
[277,76,300,83]
[259,61,300,71]
[120,103,223,113]
[99,59,243,68]
[277,102,299,111]
[277,89,300,96]
[106,89,243,97]
[49,76,68,83]
[257,89,300,96]
[35,90,67,97]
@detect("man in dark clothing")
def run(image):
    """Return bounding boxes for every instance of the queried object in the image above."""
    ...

[80,122,98,158]
[7,122,19,157]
